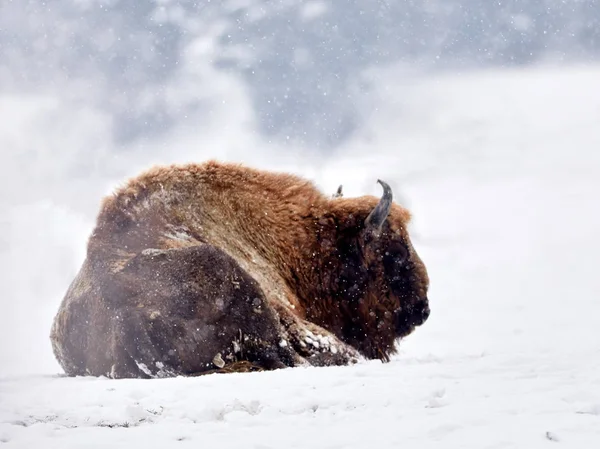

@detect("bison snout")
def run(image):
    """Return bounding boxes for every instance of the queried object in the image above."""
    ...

[420,301,430,323]
[394,298,430,338]
[410,299,430,327]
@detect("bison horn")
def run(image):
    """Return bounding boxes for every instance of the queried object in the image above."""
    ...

[365,179,393,231]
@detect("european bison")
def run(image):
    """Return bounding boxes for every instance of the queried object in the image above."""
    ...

[51,161,430,378]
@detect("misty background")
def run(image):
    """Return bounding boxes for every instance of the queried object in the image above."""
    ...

[1,0,599,376]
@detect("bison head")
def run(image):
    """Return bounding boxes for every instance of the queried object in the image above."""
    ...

[317,180,430,360]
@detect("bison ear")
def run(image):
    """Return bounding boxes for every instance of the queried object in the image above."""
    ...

[333,185,343,198]
[364,179,393,233]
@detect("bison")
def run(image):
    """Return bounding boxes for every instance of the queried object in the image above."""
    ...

[50,161,430,378]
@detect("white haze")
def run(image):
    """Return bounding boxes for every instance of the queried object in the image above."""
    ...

[2,58,599,373]
[1,2,600,446]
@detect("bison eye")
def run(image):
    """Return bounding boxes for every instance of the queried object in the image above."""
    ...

[383,243,408,271]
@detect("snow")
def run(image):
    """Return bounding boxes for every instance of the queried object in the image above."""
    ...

[1,353,599,448]
[1,64,600,447]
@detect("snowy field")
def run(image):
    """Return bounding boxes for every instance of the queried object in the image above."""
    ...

[1,64,600,448]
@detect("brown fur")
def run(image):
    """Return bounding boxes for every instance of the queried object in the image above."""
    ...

[50,160,430,378]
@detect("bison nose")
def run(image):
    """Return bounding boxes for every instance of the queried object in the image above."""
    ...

[421,303,430,322]
[413,300,430,326]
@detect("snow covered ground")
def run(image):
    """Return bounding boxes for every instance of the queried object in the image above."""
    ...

[2,351,599,449]
[1,64,599,448]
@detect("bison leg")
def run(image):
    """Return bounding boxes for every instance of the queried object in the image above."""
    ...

[272,303,361,368]
[97,244,295,378]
